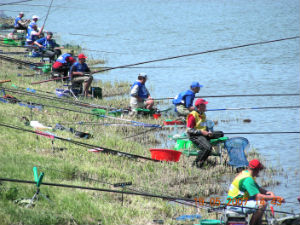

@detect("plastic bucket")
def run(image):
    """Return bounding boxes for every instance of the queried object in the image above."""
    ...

[174,139,188,150]
[153,113,161,119]
[149,149,181,162]
[42,64,51,73]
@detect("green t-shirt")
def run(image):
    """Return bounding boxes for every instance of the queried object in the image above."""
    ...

[240,176,260,198]
[227,170,260,200]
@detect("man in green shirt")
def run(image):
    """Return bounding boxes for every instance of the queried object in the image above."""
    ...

[227,159,285,225]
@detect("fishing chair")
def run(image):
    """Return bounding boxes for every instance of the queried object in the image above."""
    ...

[224,137,249,171]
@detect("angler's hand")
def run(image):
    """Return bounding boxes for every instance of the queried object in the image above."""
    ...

[266,191,275,197]
[201,130,211,136]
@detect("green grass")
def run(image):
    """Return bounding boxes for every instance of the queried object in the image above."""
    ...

[0,44,276,224]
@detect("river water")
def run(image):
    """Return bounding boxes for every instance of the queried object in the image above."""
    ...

[2,0,299,214]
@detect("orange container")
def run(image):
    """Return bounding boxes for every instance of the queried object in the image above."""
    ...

[149,149,182,162]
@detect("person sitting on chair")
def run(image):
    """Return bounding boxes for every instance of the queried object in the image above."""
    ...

[69,53,93,97]
[34,32,63,61]
[25,24,44,46]
[52,53,76,79]
[227,159,285,225]
[172,81,203,117]
[13,12,29,33]
[130,73,154,116]
[186,98,223,168]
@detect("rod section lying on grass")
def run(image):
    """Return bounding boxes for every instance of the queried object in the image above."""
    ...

[0,123,159,162]
[0,178,295,215]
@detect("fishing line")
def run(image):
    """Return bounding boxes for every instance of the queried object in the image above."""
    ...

[90,36,300,74]
[0,0,34,6]
[0,123,159,162]
[0,177,295,215]
[153,93,300,101]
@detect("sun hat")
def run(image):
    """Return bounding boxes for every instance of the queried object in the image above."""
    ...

[191,81,203,89]
[195,98,208,106]
[32,15,39,20]
[249,159,264,170]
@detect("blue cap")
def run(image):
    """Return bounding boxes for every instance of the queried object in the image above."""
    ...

[191,82,203,88]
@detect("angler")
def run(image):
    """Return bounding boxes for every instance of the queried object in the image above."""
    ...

[129,73,154,116]
[33,31,63,61]
[13,12,29,33]
[52,52,76,79]
[226,159,285,225]
[69,53,93,97]
[172,81,203,117]
[186,98,224,168]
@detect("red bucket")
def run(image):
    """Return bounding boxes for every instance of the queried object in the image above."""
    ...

[153,113,161,119]
[149,149,182,162]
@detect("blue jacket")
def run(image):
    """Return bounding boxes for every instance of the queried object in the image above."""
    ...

[35,37,58,50]
[131,81,149,99]
[56,53,71,64]
[14,17,21,28]
[70,62,90,73]
[172,90,195,108]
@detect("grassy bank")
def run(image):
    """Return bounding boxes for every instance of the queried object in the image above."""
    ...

[0,44,278,225]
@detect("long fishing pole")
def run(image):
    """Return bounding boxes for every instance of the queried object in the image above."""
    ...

[0,0,34,6]
[90,36,299,74]
[153,93,300,101]
[207,105,300,111]
[2,87,117,111]
[0,123,158,162]
[0,178,295,215]
[29,36,300,85]
[225,131,300,135]
[41,0,54,28]
[0,54,42,69]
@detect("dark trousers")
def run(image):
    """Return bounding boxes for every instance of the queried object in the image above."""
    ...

[189,131,224,167]
[40,49,62,61]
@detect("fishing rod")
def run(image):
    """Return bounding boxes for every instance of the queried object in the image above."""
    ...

[0,51,28,55]
[207,105,300,111]
[2,87,117,111]
[0,123,159,162]
[0,92,160,128]
[0,0,34,6]
[0,177,296,215]
[0,54,42,69]
[41,0,54,28]
[225,131,300,135]
[90,36,300,74]
[153,93,300,101]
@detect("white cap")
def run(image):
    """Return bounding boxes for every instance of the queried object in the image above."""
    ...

[19,12,24,15]
[32,15,39,19]
[138,72,147,79]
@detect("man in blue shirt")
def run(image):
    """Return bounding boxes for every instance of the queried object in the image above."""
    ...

[172,81,203,116]
[69,53,93,97]
[13,12,29,33]
[130,73,154,116]
[34,32,63,61]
